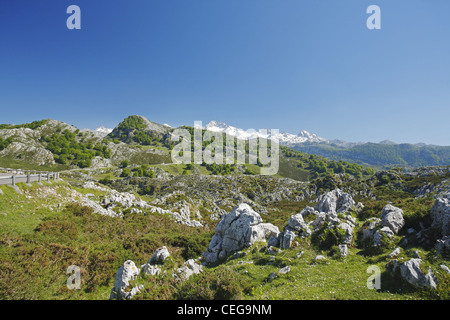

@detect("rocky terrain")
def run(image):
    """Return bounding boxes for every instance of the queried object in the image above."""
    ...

[0,116,449,300]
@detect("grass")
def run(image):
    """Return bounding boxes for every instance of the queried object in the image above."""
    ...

[0,181,212,300]
[0,168,449,300]
[276,156,311,181]
[238,245,411,300]
[0,182,65,236]
[0,157,68,172]
[150,163,198,176]
[196,240,449,300]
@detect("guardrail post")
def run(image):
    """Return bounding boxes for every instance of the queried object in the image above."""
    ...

[47,173,50,182]
[38,173,42,183]
[12,175,15,186]
[27,173,31,184]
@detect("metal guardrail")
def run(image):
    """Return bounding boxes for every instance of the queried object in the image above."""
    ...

[0,167,60,186]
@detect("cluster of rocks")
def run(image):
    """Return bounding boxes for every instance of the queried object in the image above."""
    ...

[269,189,359,257]
[97,178,450,297]
[202,203,280,264]
[80,182,203,226]
[200,186,450,292]
[110,246,203,300]
[359,204,405,247]
[202,189,359,263]
[128,174,311,219]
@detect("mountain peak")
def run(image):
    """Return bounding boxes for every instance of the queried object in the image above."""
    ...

[202,120,325,145]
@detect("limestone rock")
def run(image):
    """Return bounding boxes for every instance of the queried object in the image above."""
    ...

[373,227,394,246]
[174,259,203,281]
[314,255,327,262]
[280,229,296,249]
[110,260,141,300]
[338,244,348,257]
[399,259,437,290]
[388,247,401,259]
[436,235,450,256]
[279,266,291,274]
[311,212,327,230]
[202,204,279,264]
[381,204,405,234]
[360,218,382,241]
[337,222,353,245]
[431,193,450,237]
[316,189,355,215]
[267,235,280,248]
[149,246,171,264]
[141,264,161,276]
[287,213,308,232]
[440,264,450,274]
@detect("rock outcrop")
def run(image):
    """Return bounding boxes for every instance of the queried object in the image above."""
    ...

[110,260,141,300]
[270,189,357,250]
[173,259,203,280]
[431,192,450,237]
[399,259,438,290]
[358,204,404,248]
[315,188,355,215]
[202,203,280,264]
[381,204,405,234]
[149,246,171,264]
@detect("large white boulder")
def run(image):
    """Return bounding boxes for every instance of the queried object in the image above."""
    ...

[381,204,405,234]
[316,189,355,215]
[399,259,437,290]
[202,203,279,264]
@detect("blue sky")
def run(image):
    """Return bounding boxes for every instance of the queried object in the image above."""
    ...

[0,0,449,145]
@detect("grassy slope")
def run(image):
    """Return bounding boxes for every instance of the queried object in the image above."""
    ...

[0,182,211,299]
[0,157,69,172]
[1,172,449,300]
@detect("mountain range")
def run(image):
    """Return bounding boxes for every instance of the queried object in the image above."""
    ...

[1,116,449,170]
[154,120,450,168]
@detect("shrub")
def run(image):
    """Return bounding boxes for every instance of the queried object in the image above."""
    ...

[311,223,347,250]
[173,268,253,300]
[121,168,131,177]
[66,203,94,217]
[172,233,213,260]
[99,175,112,185]
[34,219,79,242]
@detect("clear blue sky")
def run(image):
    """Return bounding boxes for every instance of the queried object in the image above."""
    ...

[1,0,449,145]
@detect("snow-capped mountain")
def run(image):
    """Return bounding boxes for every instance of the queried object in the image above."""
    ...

[203,121,326,146]
[82,126,113,138]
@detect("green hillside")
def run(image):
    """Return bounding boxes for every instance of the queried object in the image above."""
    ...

[294,142,450,168]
